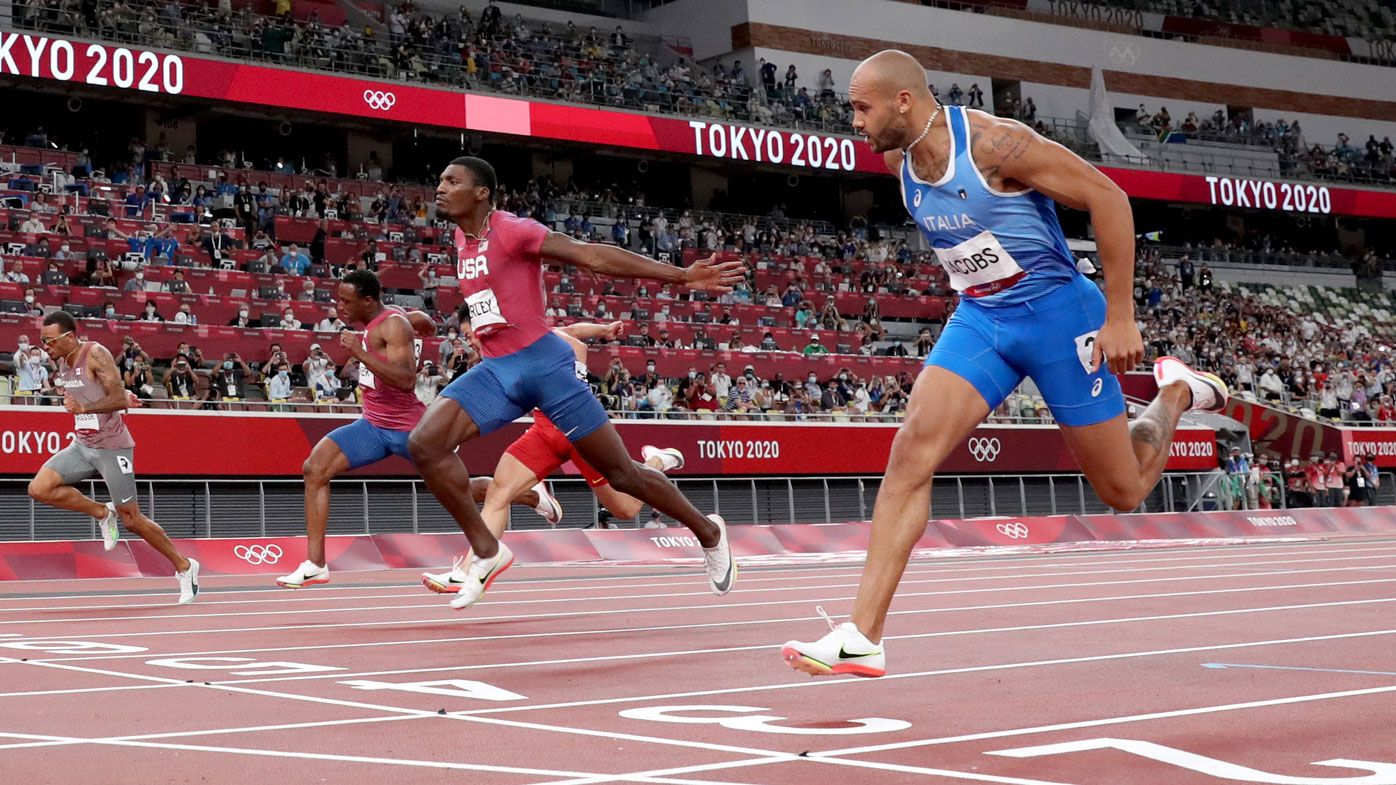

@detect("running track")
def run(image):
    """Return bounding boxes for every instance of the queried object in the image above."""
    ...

[3,535,1396,785]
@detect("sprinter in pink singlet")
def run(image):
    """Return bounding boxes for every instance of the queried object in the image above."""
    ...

[276,270,559,589]
[28,311,200,604]
[410,156,746,610]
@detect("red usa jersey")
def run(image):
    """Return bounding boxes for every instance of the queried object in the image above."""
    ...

[454,210,550,358]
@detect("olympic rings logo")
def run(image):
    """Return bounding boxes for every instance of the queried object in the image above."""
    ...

[995,522,1030,540]
[967,437,1001,462]
[363,90,397,110]
[234,544,284,565]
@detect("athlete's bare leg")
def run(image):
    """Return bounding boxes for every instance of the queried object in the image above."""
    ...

[572,424,719,546]
[849,367,989,643]
[407,397,498,558]
[591,454,669,521]
[114,500,189,572]
[302,438,352,567]
[468,476,540,511]
[1059,381,1191,511]
[480,454,542,539]
[27,468,105,519]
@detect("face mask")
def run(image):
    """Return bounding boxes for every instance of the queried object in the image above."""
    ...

[24,295,34,304]
[808,375,817,383]
[278,371,289,379]
[688,371,696,379]
[146,306,155,313]
[239,310,249,319]
[223,361,234,370]
[447,331,458,339]
[105,307,115,316]
[646,364,655,372]
[136,273,144,281]
[839,373,848,381]
[285,314,294,321]
[60,245,69,253]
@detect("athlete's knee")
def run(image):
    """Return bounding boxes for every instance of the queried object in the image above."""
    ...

[407,427,447,465]
[603,462,647,496]
[302,456,333,486]
[116,506,143,532]
[26,477,51,502]
[1091,476,1146,512]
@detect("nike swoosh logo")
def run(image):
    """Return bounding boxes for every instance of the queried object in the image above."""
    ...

[838,646,879,660]
[564,426,580,438]
[712,560,733,593]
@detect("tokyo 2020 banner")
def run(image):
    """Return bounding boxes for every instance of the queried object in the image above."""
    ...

[2,29,1394,218]
[0,408,1220,478]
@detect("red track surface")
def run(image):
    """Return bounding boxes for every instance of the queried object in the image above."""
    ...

[3,535,1396,785]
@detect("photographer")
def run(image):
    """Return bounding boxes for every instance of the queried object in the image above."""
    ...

[164,357,200,409]
[302,343,338,403]
[265,361,294,412]
[123,353,157,401]
[210,352,254,409]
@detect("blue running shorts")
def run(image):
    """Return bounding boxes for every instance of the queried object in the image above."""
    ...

[925,274,1125,427]
[327,418,413,469]
[439,331,608,440]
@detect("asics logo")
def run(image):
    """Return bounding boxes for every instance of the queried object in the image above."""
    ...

[363,90,397,110]
[995,522,1030,540]
[967,437,1001,462]
[234,544,284,565]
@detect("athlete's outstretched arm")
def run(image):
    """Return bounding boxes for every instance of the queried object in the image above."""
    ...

[981,121,1141,374]
[403,310,438,338]
[556,321,623,343]
[539,232,745,293]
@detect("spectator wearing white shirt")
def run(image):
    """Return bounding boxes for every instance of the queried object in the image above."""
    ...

[315,308,343,332]
[265,361,293,412]
[416,361,443,406]
[302,344,337,401]
[2,259,29,284]
[19,214,46,234]
[1258,367,1285,401]
[709,362,732,401]
[646,380,673,416]
[279,308,301,330]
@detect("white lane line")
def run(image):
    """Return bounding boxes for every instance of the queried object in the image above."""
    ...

[8,546,1390,615]
[1,539,1388,607]
[208,595,1396,686]
[441,627,1396,718]
[13,564,1396,642]
[817,681,1396,758]
[33,575,1396,667]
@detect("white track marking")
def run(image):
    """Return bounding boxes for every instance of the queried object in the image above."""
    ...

[1,539,1388,608]
[6,546,1390,614]
[211,595,1396,686]
[442,627,1396,718]
[12,553,1394,625]
[14,570,1396,646]
[818,682,1396,758]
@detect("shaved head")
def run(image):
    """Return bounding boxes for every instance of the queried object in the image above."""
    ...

[851,50,931,98]
[848,50,935,153]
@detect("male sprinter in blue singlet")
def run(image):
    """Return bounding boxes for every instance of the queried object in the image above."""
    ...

[782,50,1228,677]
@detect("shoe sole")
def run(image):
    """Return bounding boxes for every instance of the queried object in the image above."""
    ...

[543,495,564,525]
[452,553,515,611]
[780,645,884,678]
[1156,357,1229,412]
[422,576,464,594]
[276,577,330,589]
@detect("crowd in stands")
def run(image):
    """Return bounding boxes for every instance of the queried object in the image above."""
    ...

[1133,248,1396,424]
[1100,0,1396,42]
[1130,105,1396,184]
[12,0,855,133]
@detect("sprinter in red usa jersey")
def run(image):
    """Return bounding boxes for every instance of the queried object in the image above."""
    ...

[409,156,745,610]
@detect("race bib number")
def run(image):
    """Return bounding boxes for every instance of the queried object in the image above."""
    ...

[1074,331,1099,374]
[74,413,99,431]
[932,230,1024,294]
[465,288,507,333]
[357,361,376,390]
[574,360,588,382]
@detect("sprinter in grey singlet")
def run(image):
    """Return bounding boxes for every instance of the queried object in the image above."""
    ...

[27,311,199,603]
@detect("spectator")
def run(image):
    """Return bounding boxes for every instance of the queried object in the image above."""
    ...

[211,352,254,406]
[122,269,148,292]
[229,306,254,329]
[88,258,117,288]
[1283,458,1311,508]
[302,343,338,401]
[280,243,311,275]
[41,261,68,286]
[173,303,197,325]
[19,213,46,234]
[709,362,732,401]
[416,361,444,406]
[316,308,343,332]
[802,333,829,355]
[723,375,754,416]
[418,262,439,310]
[123,354,156,400]
[967,83,984,108]
[140,300,165,322]
[280,308,301,330]
[265,361,294,411]
[1322,452,1346,507]
[1303,453,1327,506]
[162,269,191,294]
[13,338,51,404]
[164,357,200,407]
